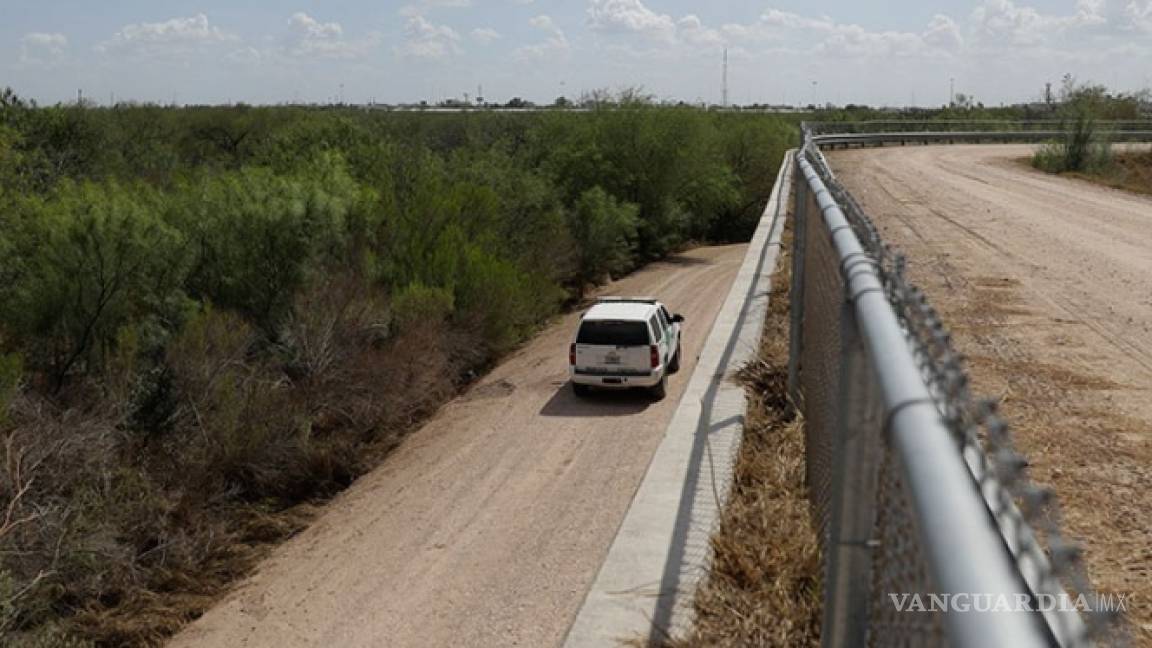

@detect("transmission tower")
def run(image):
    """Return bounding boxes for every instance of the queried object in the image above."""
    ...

[722,47,729,108]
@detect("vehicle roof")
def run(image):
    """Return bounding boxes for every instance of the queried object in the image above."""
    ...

[582,301,659,322]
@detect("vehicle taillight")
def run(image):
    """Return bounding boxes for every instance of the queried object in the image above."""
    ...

[650,345,660,368]
[569,343,576,366]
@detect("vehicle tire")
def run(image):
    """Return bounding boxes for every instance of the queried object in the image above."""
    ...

[573,383,591,398]
[649,375,667,401]
[669,344,681,373]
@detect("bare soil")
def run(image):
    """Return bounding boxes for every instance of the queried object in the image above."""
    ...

[167,244,747,648]
[830,144,1152,644]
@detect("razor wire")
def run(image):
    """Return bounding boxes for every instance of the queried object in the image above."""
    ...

[791,124,1127,647]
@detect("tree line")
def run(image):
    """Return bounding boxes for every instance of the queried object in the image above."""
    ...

[0,88,795,645]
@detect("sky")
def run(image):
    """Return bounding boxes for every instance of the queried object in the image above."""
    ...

[2,0,1151,107]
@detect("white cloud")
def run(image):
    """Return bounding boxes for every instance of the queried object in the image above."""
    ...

[1082,0,1152,32]
[587,0,677,43]
[20,32,68,65]
[970,0,1111,46]
[400,0,472,16]
[924,14,964,51]
[584,4,961,60]
[816,26,926,58]
[677,15,723,46]
[285,12,378,59]
[716,8,962,59]
[1129,1,1152,31]
[585,1,730,49]
[529,15,557,31]
[972,0,1062,45]
[226,46,262,65]
[97,14,236,56]
[515,14,571,60]
[470,27,502,44]
[290,12,343,42]
[966,0,1152,52]
[759,9,835,32]
[398,15,462,60]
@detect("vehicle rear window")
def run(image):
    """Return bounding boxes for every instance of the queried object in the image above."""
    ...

[577,320,651,346]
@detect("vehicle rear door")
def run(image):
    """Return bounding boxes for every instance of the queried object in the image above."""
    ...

[573,320,654,375]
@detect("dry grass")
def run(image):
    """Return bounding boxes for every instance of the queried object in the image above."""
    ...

[1069,147,1152,196]
[677,227,823,647]
[0,273,486,647]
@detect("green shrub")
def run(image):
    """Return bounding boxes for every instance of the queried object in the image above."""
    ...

[443,146,576,286]
[16,105,108,191]
[568,186,639,290]
[1033,79,1117,175]
[171,155,370,333]
[454,244,561,354]
[1065,111,1095,171]
[391,283,454,333]
[715,114,798,240]
[0,125,21,191]
[1032,119,1114,175]
[0,182,186,387]
[1032,141,1066,173]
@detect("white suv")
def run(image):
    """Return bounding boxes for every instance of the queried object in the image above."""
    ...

[569,297,685,400]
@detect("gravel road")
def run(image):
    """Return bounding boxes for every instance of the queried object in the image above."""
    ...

[830,144,1152,643]
[168,244,748,648]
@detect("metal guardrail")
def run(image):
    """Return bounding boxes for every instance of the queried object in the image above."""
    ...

[808,120,1152,134]
[790,124,1127,647]
[813,130,1152,148]
[807,120,1152,148]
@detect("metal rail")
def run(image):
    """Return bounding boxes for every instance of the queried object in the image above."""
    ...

[807,120,1152,134]
[791,123,1124,647]
[812,130,1152,148]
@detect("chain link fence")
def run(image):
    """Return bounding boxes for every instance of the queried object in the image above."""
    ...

[788,125,1126,648]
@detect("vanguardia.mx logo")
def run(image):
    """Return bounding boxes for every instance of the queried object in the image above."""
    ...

[889,593,1131,613]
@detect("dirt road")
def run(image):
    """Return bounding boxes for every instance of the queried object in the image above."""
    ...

[830,145,1152,642]
[169,244,747,648]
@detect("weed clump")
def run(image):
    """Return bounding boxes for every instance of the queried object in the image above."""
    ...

[1033,77,1118,175]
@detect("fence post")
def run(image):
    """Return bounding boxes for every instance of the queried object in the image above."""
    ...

[786,152,807,410]
[820,295,883,648]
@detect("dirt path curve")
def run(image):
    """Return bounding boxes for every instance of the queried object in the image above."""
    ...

[830,145,1152,643]
[169,244,747,648]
